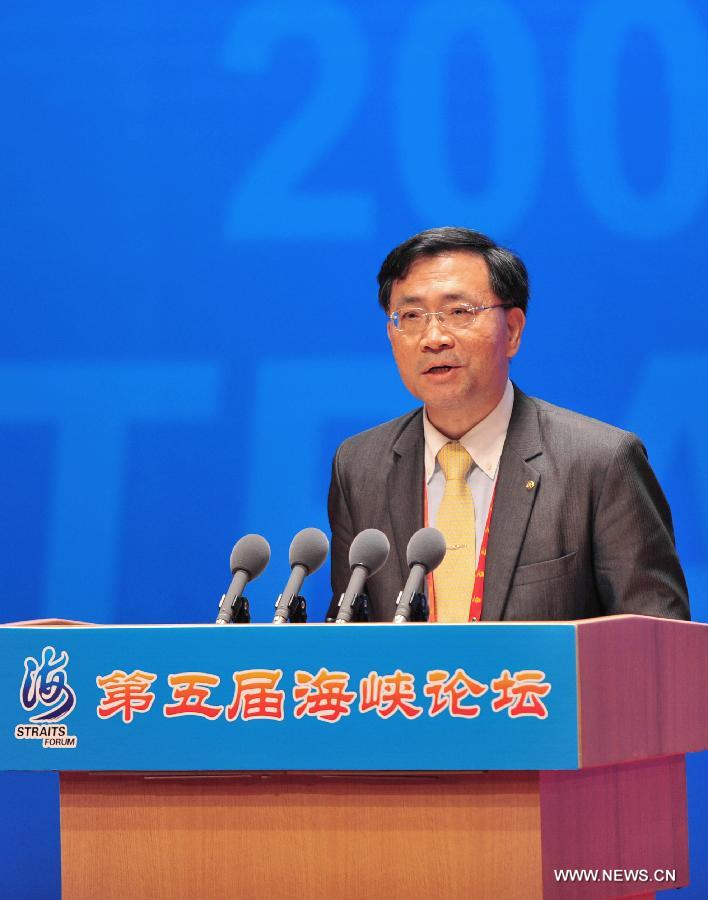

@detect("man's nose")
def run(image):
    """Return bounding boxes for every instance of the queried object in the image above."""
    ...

[420,314,454,349]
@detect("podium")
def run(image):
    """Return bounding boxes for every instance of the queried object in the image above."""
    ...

[1,615,705,899]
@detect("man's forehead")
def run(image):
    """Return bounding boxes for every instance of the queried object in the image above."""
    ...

[390,251,492,301]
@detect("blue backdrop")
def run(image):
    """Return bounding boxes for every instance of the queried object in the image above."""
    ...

[1,1,706,896]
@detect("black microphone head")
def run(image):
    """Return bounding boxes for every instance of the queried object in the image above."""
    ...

[289,527,330,574]
[406,527,446,573]
[349,529,390,577]
[229,534,271,580]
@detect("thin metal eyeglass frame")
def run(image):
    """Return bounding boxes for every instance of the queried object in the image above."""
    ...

[388,303,514,334]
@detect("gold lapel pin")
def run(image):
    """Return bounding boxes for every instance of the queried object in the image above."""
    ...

[525,480,535,490]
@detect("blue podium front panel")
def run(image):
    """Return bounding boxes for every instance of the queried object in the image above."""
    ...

[0,623,579,771]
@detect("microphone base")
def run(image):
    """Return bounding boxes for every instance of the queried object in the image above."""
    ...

[393,592,429,624]
[335,593,370,624]
[288,595,308,623]
[272,595,308,624]
[410,591,429,622]
[229,595,251,624]
[215,595,251,625]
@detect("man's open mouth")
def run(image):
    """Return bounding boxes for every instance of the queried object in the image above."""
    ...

[425,365,457,374]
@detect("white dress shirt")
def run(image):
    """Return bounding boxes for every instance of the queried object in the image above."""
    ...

[424,379,514,566]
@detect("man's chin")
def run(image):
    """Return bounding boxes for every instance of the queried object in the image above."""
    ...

[403,376,475,410]
[419,387,471,411]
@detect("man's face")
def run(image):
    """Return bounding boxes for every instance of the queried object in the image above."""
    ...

[387,252,525,425]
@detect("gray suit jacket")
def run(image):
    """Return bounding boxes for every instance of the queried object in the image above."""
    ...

[326,386,690,622]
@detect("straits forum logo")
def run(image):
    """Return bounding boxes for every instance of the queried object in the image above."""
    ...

[15,646,78,748]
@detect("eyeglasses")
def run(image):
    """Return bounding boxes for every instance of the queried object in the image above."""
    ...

[388,302,513,336]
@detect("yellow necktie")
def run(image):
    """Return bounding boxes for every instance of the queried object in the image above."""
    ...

[434,442,475,623]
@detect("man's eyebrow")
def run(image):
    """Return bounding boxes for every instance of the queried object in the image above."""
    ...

[395,291,482,306]
[396,296,423,306]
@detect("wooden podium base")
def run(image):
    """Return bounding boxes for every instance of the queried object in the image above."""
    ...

[60,756,688,900]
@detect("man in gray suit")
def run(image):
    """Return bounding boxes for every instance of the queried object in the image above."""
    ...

[327,227,690,623]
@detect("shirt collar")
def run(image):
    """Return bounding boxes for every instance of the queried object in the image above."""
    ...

[423,379,514,482]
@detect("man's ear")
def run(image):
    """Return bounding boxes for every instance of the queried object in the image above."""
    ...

[506,307,526,359]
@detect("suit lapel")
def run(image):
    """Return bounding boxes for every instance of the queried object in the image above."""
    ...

[483,387,543,620]
[388,410,425,583]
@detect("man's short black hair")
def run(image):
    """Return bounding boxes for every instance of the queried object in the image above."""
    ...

[377,226,529,314]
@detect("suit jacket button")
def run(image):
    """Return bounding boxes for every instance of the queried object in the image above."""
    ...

[525,480,535,490]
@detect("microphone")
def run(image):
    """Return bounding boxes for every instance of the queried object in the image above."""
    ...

[215,534,271,624]
[273,528,330,624]
[393,527,446,623]
[336,529,390,623]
